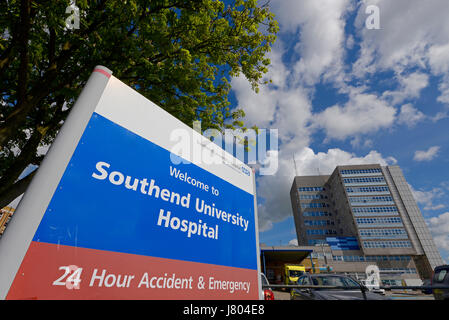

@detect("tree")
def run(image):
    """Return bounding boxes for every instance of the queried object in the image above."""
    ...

[0,0,278,208]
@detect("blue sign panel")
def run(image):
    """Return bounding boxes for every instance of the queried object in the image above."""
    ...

[32,112,257,270]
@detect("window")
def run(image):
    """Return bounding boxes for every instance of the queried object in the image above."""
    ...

[306,229,337,235]
[301,203,329,209]
[311,276,346,287]
[436,269,447,282]
[303,211,332,217]
[343,177,386,184]
[363,241,412,248]
[299,276,311,285]
[343,277,361,288]
[352,206,399,216]
[298,187,325,192]
[290,270,305,278]
[304,220,334,226]
[380,268,417,274]
[356,217,403,226]
[299,194,328,200]
[382,279,402,286]
[341,168,382,175]
[359,228,407,239]
[349,196,393,204]
[346,186,390,194]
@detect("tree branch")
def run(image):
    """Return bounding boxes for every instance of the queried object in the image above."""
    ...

[0,169,36,209]
[17,0,31,105]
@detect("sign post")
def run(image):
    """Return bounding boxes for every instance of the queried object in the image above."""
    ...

[0,66,260,300]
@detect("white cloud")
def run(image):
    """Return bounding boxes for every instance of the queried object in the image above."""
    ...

[346,34,355,50]
[231,41,313,143]
[271,0,351,85]
[428,43,449,75]
[413,146,441,161]
[353,0,449,104]
[426,204,446,211]
[288,239,298,246]
[312,88,396,140]
[397,103,426,127]
[427,212,449,252]
[350,136,374,149]
[408,183,444,211]
[382,72,429,105]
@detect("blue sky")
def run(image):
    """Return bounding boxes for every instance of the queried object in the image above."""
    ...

[228,0,449,262]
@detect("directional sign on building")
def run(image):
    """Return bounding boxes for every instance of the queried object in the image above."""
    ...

[0,66,261,300]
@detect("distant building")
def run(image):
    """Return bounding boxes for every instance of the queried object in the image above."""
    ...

[290,164,443,283]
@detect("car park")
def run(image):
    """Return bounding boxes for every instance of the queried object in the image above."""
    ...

[291,274,389,300]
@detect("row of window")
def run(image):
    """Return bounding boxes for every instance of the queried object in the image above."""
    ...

[356,217,402,225]
[363,241,412,248]
[301,202,330,209]
[306,229,337,235]
[360,228,407,236]
[361,235,408,240]
[380,268,417,274]
[303,211,332,217]
[359,228,407,238]
[343,177,385,184]
[346,186,390,193]
[332,255,412,262]
[304,220,334,226]
[299,194,328,200]
[352,206,399,215]
[382,279,403,286]
[341,168,382,175]
[349,196,393,204]
[298,187,325,192]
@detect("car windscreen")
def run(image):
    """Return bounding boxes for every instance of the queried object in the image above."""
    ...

[435,269,448,282]
[342,277,361,288]
[289,270,304,277]
[311,276,347,287]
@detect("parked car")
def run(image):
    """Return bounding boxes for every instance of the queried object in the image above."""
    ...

[421,279,432,295]
[260,273,275,300]
[360,279,386,295]
[290,274,389,300]
[432,265,449,300]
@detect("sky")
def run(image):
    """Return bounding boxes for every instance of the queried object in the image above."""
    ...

[228,0,449,263]
[6,0,449,264]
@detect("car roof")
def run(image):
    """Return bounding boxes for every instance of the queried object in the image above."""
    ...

[434,265,449,271]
